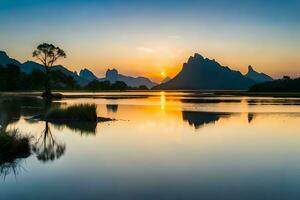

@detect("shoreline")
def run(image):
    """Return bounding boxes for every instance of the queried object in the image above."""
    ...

[1,90,300,98]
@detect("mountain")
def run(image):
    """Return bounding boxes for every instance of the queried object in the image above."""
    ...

[21,61,44,73]
[103,69,157,88]
[0,51,21,66]
[79,68,98,81]
[51,65,89,86]
[161,76,171,84]
[153,53,256,90]
[245,65,273,83]
[79,68,158,88]
[21,62,89,86]
[0,51,89,86]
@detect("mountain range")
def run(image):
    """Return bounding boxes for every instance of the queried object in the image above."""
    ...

[153,53,273,90]
[1,50,273,90]
[80,68,157,88]
[0,50,157,88]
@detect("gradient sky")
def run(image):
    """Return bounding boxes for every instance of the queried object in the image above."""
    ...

[0,0,299,82]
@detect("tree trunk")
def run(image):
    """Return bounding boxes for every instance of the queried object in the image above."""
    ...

[43,65,52,98]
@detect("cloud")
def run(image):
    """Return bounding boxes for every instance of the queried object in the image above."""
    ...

[136,47,155,53]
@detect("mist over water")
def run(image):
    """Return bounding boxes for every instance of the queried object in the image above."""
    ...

[1,92,300,200]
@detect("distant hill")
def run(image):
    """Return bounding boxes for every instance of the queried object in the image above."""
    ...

[104,68,157,88]
[20,62,89,86]
[0,51,21,66]
[79,68,158,88]
[153,53,255,90]
[249,77,300,92]
[79,68,98,81]
[0,51,89,86]
[21,61,44,73]
[245,65,273,83]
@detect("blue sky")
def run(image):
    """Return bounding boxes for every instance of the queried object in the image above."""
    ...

[0,0,299,80]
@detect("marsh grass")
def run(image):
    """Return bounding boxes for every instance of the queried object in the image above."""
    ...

[0,129,31,161]
[45,103,98,122]
[0,129,31,178]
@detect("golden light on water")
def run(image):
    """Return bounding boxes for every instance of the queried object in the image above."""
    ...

[160,91,166,111]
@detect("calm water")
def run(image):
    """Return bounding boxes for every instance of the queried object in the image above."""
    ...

[1,92,300,200]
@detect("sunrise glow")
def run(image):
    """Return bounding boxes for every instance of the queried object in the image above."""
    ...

[0,0,299,82]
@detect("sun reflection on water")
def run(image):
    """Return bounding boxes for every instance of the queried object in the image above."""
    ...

[160,91,166,111]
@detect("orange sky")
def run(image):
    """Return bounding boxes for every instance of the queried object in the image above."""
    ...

[1,1,300,83]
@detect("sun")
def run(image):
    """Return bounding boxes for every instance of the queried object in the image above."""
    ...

[160,71,166,77]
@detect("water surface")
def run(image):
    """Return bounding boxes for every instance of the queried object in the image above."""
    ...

[1,92,300,200]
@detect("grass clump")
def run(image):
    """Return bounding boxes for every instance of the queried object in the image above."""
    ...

[0,129,31,163]
[0,129,31,178]
[45,103,98,122]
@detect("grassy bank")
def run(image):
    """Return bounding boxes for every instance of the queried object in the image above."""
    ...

[45,104,98,121]
[2,90,300,99]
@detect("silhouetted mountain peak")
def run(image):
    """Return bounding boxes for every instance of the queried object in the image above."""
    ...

[153,53,255,90]
[193,53,204,62]
[0,51,8,58]
[100,68,157,88]
[245,65,273,83]
[187,53,205,64]
[248,65,254,72]
[79,68,98,81]
[0,50,21,66]
[106,68,119,81]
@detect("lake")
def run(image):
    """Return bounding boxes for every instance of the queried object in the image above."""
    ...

[1,91,300,200]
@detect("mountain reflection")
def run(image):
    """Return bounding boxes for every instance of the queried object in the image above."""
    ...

[182,111,231,129]
[248,113,254,123]
[106,104,118,113]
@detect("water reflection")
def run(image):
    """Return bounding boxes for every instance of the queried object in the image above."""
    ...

[182,111,232,129]
[106,104,118,113]
[2,93,300,199]
[248,113,254,123]
[0,98,21,131]
[32,121,66,163]
[0,129,31,179]
[160,91,166,110]
[0,158,28,179]
[51,121,97,135]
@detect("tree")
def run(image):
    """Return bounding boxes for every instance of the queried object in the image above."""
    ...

[111,81,128,91]
[32,43,66,98]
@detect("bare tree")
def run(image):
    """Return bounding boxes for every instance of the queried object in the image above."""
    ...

[33,43,66,98]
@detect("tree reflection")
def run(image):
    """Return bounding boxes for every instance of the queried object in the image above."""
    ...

[32,121,65,162]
